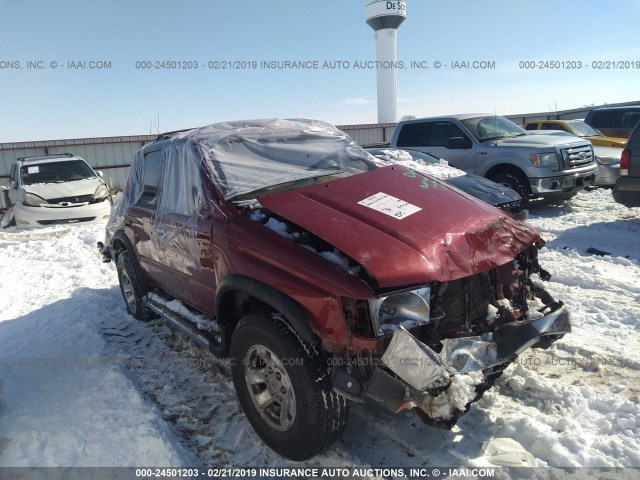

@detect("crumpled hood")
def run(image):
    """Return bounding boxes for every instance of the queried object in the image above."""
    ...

[23,177,103,200]
[446,174,522,206]
[259,165,540,289]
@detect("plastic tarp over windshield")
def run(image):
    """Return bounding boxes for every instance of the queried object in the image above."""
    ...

[182,118,376,200]
[106,118,375,272]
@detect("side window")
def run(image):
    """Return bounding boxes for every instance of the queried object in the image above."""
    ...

[396,123,431,147]
[396,122,471,148]
[135,150,162,208]
[590,110,623,128]
[158,146,203,217]
[622,112,640,128]
[542,123,562,130]
[9,164,17,184]
[429,122,470,147]
[525,124,538,130]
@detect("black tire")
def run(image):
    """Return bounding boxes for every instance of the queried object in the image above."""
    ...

[230,313,349,460]
[116,250,155,321]
[1,206,16,229]
[490,172,531,202]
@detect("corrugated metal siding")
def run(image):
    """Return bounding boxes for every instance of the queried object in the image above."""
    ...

[338,123,397,145]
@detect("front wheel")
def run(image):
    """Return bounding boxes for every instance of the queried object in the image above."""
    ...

[1,206,16,229]
[116,250,155,321]
[230,313,349,460]
[490,172,531,202]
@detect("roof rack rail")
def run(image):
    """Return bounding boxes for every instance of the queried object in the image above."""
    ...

[155,128,194,141]
[17,153,76,162]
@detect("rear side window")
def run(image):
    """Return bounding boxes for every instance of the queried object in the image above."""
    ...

[525,124,538,130]
[397,121,471,148]
[589,110,624,128]
[136,150,162,207]
[396,123,431,147]
[622,112,640,128]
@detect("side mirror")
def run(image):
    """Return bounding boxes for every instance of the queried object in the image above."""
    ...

[10,180,17,189]
[96,170,104,178]
[447,137,469,149]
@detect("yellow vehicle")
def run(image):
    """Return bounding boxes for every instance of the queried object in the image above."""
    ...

[524,120,627,148]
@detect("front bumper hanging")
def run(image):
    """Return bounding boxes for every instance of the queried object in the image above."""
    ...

[363,304,571,426]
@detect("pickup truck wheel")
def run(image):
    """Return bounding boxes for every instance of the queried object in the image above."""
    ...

[230,313,349,460]
[116,251,155,321]
[490,172,531,202]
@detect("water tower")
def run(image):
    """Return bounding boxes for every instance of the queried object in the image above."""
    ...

[365,0,406,123]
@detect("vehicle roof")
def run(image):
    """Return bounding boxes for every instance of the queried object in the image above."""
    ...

[401,113,496,122]
[16,153,84,165]
[589,106,640,112]
[527,119,583,124]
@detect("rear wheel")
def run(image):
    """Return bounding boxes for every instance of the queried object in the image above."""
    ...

[230,313,349,460]
[490,172,531,202]
[116,250,155,321]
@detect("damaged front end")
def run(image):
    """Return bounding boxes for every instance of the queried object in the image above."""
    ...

[337,246,571,429]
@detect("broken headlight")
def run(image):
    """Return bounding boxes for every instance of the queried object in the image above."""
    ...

[93,184,110,202]
[368,287,431,336]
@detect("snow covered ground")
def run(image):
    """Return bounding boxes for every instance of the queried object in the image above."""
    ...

[0,188,638,469]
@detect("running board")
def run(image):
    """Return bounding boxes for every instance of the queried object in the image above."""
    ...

[144,293,226,357]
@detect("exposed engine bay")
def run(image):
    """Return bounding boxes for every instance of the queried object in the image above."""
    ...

[248,205,571,429]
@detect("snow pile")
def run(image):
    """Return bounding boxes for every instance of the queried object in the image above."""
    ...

[421,371,484,421]
[0,224,198,466]
[147,292,222,334]
[250,210,360,275]
[486,304,498,324]
[375,149,466,180]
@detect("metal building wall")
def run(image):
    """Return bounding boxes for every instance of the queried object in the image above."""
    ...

[337,123,397,145]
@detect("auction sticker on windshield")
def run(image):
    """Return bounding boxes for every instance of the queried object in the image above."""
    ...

[358,192,421,219]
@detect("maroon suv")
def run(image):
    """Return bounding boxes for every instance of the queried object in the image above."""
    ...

[100,119,570,460]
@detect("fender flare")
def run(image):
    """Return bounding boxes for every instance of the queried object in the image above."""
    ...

[216,274,319,347]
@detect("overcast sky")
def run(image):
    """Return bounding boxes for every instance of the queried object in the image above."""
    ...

[1,0,639,142]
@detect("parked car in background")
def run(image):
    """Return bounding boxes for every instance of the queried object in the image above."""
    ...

[99,119,570,460]
[365,146,527,219]
[613,123,640,208]
[4,153,112,228]
[584,106,640,139]
[593,146,623,187]
[524,119,627,148]
[526,131,623,187]
[390,114,597,202]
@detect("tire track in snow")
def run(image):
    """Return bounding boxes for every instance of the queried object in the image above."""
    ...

[100,314,487,469]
